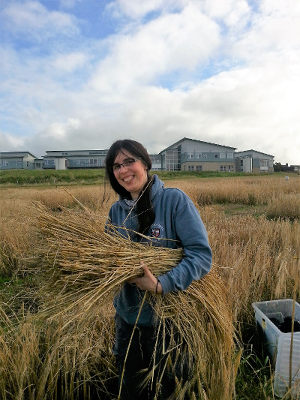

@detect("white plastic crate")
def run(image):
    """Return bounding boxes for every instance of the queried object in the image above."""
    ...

[252,299,300,398]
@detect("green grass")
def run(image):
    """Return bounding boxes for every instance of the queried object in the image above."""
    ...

[0,168,267,186]
[0,168,106,185]
[236,350,274,400]
[156,170,250,180]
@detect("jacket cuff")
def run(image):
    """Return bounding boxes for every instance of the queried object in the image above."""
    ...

[157,273,175,295]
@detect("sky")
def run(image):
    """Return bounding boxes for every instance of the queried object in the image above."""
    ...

[0,0,299,164]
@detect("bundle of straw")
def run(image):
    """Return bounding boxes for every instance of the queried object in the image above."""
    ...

[35,203,239,400]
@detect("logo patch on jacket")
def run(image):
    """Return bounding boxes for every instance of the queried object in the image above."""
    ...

[150,223,164,238]
[151,228,160,237]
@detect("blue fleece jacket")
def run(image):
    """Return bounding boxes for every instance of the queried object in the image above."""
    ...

[108,174,212,326]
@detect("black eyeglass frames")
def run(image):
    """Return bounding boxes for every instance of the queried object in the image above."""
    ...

[110,157,140,172]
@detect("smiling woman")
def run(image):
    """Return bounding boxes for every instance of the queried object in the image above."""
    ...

[104,139,212,400]
[112,153,148,200]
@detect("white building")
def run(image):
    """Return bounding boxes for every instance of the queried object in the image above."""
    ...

[159,137,236,172]
[0,151,37,170]
[43,150,108,170]
[235,150,274,173]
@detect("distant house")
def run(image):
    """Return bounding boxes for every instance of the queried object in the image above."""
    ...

[158,137,236,172]
[0,151,37,170]
[42,150,108,170]
[291,165,300,174]
[235,150,274,173]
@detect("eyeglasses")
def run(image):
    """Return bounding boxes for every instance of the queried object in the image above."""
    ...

[111,157,140,172]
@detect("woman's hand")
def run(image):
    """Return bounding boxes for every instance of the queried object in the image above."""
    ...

[128,261,162,294]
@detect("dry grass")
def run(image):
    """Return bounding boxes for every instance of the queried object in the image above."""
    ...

[0,174,299,399]
[207,213,300,323]
[167,175,300,209]
[266,193,300,220]
[0,303,116,400]
[35,203,237,400]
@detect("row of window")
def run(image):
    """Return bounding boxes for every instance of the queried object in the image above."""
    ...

[187,165,234,172]
[72,159,102,166]
[186,152,234,159]
[43,158,104,166]
[59,151,106,156]
[188,165,203,171]
[0,160,30,167]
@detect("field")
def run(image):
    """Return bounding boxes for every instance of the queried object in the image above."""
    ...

[0,171,299,399]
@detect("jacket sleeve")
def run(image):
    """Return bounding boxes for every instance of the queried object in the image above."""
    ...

[158,191,212,295]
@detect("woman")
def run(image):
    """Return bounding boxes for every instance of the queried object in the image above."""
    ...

[105,139,212,399]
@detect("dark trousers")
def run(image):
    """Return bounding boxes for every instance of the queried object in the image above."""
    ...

[113,313,191,400]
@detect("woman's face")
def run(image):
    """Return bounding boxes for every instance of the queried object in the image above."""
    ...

[113,149,148,199]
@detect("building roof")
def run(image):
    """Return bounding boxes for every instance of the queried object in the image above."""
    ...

[44,149,108,157]
[159,137,236,154]
[0,151,37,159]
[235,149,274,158]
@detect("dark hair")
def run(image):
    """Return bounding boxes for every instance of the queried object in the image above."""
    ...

[105,139,155,236]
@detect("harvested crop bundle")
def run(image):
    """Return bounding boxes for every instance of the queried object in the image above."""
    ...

[36,203,239,400]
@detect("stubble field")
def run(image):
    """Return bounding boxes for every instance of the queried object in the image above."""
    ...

[0,172,299,399]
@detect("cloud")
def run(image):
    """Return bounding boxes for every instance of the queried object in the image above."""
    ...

[203,0,250,23]
[0,0,300,165]
[90,3,220,93]
[0,129,25,151]
[107,0,187,20]
[52,52,89,72]
[1,1,80,40]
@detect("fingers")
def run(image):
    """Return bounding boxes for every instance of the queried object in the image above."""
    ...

[127,261,147,283]
[139,261,151,276]
[127,261,157,292]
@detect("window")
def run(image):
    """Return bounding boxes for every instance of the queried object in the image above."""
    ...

[44,159,55,166]
[16,161,22,168]
[62,152,68,156]
[214,154,218,158]
[228,165,234,172]
[220,152,226,158]
[260,159,268,171]
[196,165,202,171]
[220,165,226,172]
[260,160,268,167]
[203,154,207,159]
[188,165,194,171]
[227,152,234,159]
[2,160,8,167]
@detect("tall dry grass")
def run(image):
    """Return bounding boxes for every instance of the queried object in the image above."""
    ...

[33,203,237,400]
[205,211,300,323]
[266,193,300,220]
[0,303,116,400]
[168,175,300,209]
[0,174,299,399]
